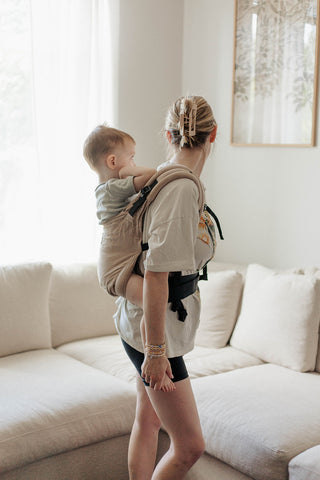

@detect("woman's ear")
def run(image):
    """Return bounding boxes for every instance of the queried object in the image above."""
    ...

[166,130,172,144]
[105,154,116,170]
[210,125,217,143]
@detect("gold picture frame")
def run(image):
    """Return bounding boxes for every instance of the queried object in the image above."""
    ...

[231,0,320,146]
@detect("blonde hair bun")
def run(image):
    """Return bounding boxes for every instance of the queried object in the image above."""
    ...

[166,95,216,150]
[165,95,217,150]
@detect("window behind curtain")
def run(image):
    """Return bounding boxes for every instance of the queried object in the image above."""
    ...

[0,0,117,264]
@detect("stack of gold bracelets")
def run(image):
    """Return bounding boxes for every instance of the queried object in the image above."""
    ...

[145,343,166,359]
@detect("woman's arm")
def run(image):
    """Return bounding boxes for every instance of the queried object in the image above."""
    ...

[141,270,173,390]
[119,166,156,192]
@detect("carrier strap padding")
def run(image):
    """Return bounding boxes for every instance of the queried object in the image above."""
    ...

[125,164,205,219]
[129,179,159,216]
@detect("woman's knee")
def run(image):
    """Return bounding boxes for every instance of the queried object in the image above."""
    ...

[174,435,205,467]
[191,436,206,461]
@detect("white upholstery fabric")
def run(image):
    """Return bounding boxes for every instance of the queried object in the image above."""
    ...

[0,349,136,474]
[230,264,320,372]
[186,451,254,480]
[289,445,320,480]
[316,338,320,373]
[185,345,263,379]
[192,364,320,480]
[58,335,137,383]
[0,436,131,480]
[304,269,320,374]
[50,263,117,347]
[58,335,262,383]
[304,268,320,276]
[208,261,248,277]
[0,263,52,357]
[196,270,243,348]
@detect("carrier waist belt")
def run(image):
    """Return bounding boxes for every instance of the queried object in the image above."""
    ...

[168,272,199,322]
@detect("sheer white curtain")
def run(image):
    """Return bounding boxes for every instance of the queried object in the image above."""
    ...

[0,0,118,264]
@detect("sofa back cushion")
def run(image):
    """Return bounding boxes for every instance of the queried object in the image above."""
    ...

[50,263,117,347]
[230,264,320,372]
[301,267,320,373]
[0,262,52,357]
[316,344,320,373]
[196,270,243,348]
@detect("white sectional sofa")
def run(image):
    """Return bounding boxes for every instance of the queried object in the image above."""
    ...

[0,261,320,480]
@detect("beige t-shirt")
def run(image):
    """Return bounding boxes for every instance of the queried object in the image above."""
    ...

[113,174,214,358]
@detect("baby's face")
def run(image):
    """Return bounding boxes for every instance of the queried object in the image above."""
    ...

[115,139,136,170]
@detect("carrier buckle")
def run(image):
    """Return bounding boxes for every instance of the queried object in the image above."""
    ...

[140,179,158,197]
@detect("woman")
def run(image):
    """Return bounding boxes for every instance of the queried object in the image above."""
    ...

[114,95,217,479]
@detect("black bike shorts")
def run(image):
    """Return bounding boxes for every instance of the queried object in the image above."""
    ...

[121,339,189,387]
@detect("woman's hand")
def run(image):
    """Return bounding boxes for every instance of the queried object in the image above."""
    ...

[141,355,173,391]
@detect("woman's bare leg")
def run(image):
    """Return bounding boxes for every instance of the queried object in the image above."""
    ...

[128,373,162,480]
[146,377,205,480]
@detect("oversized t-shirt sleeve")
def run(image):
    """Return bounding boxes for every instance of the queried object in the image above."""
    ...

[144,179,199,272]
[106,177,136,201]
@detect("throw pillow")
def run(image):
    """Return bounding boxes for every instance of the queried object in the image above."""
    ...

[230,264,320,372]
[0,262,52,357]
[196,270,243,348]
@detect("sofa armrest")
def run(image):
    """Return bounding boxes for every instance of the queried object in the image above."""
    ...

[289,445,320,480]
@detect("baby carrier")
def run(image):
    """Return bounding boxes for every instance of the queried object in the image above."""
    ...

[98,164,223,320]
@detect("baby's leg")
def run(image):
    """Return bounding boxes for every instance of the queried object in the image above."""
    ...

[160,372,176,392]
[125,273,144,308]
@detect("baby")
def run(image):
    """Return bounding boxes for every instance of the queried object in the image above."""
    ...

[83,124,175,392]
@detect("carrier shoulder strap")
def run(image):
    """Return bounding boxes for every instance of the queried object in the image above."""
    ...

[126,164,205,219]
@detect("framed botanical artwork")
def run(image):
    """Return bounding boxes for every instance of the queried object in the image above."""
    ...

[231,0,320,146]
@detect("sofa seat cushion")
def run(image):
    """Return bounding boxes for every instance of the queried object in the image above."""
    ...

[192,364,320,480]
[289,445,320,480]
[57,335,263,383]
[0,349,136,474]
[185,345,263,378]
[57,335,137,383]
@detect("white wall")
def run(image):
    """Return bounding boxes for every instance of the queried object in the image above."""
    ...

[118,0,184,167]
[118,0,320,269]
[183,0,320,269]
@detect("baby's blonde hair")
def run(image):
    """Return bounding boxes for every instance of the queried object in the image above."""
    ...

[165,95,216,150]
[83,124,135,170]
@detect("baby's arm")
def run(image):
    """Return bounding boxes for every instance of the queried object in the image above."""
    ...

[119,166,157,192]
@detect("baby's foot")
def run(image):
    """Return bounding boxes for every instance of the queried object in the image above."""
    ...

[161,374,176,393]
